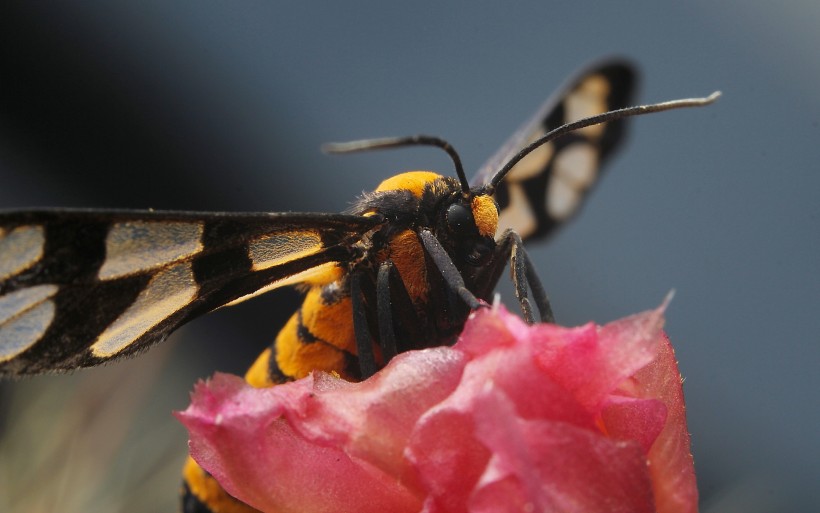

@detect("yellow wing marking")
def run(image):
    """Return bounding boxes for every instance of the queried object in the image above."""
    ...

[249,231,324,271]
[505,133,555,182]
[91,262,198,357]
[0,225,46,280]
[547,142,599,221]
[497,184,538,239]
[566,73,611,137]
[98,221,204,280]
[223,261,343,308]
[497,72,614,232]
[0,285,59,362]
[496,131,553,239]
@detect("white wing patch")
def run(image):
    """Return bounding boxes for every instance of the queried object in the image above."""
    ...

[566,74,610,137]
[0,225,46,280]
[0,285,59,362]
[546,75,608,222]
[505,134,554,181]
[497,183,538,239]
[499,72,615,230]
[249,231,323,271]
[98,221,203,280]
[547,142,599,220]
[91,262,198,357]
[224,261,340,307]
[496,131,554,238]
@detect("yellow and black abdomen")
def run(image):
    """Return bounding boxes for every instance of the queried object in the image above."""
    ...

[260,171,471,384]
[181,172,463,512]
[181,278,361,513]
[269,283,360,381]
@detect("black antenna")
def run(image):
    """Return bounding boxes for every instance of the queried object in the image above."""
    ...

[322,135,471,195]
[485,92,722,194]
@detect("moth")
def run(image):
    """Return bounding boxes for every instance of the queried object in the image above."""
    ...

[0,60,717,512]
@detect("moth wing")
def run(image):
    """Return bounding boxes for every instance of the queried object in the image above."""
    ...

[0,209,376,375]
[474,60,637,242]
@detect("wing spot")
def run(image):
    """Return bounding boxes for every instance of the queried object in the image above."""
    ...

[224,262,341,307]
[566,74,610,138]
[554,142,599,189]
[98,221,204,280]
[0,284,59,325]
[497,183,537,239]
[91,262,198,357]
[249,231,323,271]
[0,286,57,362]
[0,225,46,280]
[503,132,554,182]
[547,175,582,221]
[547,141,598,220]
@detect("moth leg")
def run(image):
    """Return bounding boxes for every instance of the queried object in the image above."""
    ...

[376,260,424,361]
[506,230,554,323]
[376,262,399,362]
[350,272,377,379]
[418,229,482,310]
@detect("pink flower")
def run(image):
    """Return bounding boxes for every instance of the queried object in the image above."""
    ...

[177,303,697,513]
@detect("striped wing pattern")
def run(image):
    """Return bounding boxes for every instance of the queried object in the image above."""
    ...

[474,61,637,242]
[0,59,638,377]
[0,210,376,375]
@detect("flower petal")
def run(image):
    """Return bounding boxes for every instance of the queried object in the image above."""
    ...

[630,334,699,513]
[292,347,466,480]
[532,304,666,410]
[469,387,656,513]
[177,302,697,513]
[177,373,423,513]
[600,395,668,454]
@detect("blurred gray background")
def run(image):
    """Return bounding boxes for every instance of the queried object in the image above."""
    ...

[0,2,817,512]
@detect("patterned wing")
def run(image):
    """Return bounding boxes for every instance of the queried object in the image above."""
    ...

[0,209,377,375]
[474,60,637,242]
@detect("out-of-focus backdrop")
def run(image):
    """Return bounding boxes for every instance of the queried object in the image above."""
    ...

[1,2,817,512]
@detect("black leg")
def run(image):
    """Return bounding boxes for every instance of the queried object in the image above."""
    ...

[462,229,555,324]
[377,260,424,355]
[350,272,377,379]
[508,231,554,323]
[376,262,398,362]
[418,229,482,310]
[510,233,536,323]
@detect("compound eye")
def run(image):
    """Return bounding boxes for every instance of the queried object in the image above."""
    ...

[446,203,472,233]
[466,238,494,266]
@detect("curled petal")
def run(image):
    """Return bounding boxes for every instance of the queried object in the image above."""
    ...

[532,305,666,411]
[178,373,424,513]
[632,335,699,513]
[470,387,656,513]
